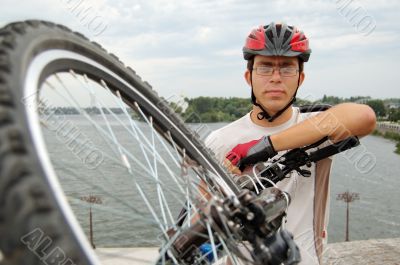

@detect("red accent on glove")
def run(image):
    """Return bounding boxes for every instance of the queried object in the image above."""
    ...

[225,139,260,166]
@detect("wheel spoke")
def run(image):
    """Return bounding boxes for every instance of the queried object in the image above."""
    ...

[0,21,253,265]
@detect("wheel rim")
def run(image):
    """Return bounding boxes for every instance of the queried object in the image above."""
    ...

[22,49,244,264]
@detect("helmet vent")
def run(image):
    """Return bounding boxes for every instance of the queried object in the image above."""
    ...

[283,30,292,43]
[266,30,274,43]
[276,24,282,36]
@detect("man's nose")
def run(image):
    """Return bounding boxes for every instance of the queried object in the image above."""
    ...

[270,68,282,81]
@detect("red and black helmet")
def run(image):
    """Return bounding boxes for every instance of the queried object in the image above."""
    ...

[243,22,311,62]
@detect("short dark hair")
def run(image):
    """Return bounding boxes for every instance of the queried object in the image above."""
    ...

[246,57,304,73]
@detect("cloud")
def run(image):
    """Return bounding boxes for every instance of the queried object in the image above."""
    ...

[313,31,399,51]
[193,26,213,44]
[0,0,399,99]
[215,48,242,57]
[303,55,400,99]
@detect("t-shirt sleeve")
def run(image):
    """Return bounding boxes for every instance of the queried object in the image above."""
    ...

[204,130,228,163]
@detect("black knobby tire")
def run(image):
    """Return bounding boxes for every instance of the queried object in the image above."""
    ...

[0,20,238,265]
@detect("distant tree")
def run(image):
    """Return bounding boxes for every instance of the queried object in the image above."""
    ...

[365,100,386,117]
[169,102,183,114]
[348,96,371,102]
[167,96,400,123]
[53,107,79,115]
[294,98,313,106]
[181,97,252,122]
[320,95,342,105]
[388,108,400,122]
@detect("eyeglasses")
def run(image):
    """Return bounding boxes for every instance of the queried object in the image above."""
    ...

[252,66,299,77]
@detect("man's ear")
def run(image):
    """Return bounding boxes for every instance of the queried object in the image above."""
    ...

[299,71,305,87]
[244,69,251,86]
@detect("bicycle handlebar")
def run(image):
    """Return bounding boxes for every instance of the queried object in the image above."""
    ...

[165,136,360,264]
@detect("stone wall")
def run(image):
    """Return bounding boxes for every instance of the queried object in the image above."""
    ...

[323,237,400,265]
[94,238,400,265]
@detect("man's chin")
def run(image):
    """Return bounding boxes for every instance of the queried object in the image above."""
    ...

[257,100,290,113]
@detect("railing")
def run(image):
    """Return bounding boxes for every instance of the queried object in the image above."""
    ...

[376,122,400,133]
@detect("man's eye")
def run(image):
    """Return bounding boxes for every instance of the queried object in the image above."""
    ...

[281,67,294,73]
[259,67,272,72]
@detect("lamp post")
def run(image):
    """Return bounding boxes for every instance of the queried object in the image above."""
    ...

[80,195,103,248]
[336,191,359,242]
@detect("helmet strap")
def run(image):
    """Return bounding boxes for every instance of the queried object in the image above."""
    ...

[250,68,300,122]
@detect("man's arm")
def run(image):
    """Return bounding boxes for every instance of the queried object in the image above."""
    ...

[270,103,376,151]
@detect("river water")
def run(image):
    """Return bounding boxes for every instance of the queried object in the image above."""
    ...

[43,117,400,246]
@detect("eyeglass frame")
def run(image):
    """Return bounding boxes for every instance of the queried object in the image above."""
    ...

[251,66,300,77]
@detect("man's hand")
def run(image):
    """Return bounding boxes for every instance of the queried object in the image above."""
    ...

[224,135,277,173]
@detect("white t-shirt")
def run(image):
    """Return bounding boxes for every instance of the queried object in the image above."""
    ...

[205,107,333,265]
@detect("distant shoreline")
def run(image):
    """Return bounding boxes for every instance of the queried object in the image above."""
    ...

[373,122,400,155]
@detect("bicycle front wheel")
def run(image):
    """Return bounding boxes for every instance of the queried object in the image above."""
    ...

[0,20,243,265]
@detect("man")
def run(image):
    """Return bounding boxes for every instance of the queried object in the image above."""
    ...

[205,22,376,264]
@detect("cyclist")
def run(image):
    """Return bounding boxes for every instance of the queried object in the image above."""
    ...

[205,22,376,264]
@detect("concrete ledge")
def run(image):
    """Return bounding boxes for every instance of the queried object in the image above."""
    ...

[323,238,400,265]
[95,247,159,265]
[95,247,227,265]
[95,238,400,265]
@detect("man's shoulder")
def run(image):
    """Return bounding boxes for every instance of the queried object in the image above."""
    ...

[204,114,252,161]
[205,113,250,143]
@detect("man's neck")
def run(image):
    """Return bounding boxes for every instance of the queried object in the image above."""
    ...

[250,105,293,127]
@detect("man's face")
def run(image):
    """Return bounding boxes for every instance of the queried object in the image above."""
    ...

[245,55,304,114]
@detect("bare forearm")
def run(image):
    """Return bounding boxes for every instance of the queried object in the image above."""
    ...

[270,103,376,151]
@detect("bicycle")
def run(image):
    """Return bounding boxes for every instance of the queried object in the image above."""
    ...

[0,20,359,265]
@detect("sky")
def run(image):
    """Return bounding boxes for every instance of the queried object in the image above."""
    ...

[1,0,399,101]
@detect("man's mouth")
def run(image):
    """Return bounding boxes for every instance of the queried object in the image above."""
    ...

[265,89,285,95]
